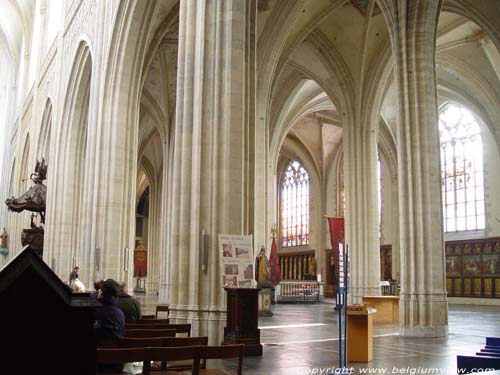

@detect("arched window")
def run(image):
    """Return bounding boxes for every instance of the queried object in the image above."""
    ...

[439,103,485,232]
[281,160,309,247]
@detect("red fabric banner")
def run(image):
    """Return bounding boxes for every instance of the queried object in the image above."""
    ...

[269,236,281,287]
[327,217,344,278]
[134,244,148,277]
[327,217,345,250]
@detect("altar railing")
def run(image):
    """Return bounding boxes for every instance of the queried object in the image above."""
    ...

[275,280,324,303]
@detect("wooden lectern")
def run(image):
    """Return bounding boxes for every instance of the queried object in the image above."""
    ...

[0,247,101,374]
[223,287,263,356]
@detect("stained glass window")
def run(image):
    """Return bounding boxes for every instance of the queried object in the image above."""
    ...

[281,160,310,247]
[439,103,485,232]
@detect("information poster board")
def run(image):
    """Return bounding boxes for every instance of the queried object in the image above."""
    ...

[219,234,254,288]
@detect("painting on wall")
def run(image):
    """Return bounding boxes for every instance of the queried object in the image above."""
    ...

[482,254,500,276]
[446,255,461,277]
[462,255,481,276]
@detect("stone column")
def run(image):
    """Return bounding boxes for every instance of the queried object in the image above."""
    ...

[169,0,255,344]
[343,115,381,303]
[378,0,448,337]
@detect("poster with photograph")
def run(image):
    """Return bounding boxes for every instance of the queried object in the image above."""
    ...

[219,234,254,288]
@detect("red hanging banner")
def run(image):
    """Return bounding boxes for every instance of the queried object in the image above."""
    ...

[327,217,345,277]
[269,236,281,287]
[134,243,148,277]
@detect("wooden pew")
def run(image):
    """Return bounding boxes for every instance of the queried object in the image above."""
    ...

[97,346,198,375]
[129,318,170,324]
[96,347,148,375]
[198,344,245,375]
[126,323,175,330]
[141,314,156,319]
[96,344,245,375]
[124,329,176,338]
[97,335,209,371]
[125,323,191,337]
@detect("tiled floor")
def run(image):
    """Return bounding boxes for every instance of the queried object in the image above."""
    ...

[136,294,500,375]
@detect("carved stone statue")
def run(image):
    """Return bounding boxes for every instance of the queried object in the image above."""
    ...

[5,159,47,256]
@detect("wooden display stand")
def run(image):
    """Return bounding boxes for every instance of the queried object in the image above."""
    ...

[347,305,377,362]
[223,287,263,356]
[0,247,101,374]
[362,295,399,324]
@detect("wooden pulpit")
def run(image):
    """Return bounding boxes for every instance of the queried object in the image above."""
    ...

[0,247,101,374]
[223,287,263,356]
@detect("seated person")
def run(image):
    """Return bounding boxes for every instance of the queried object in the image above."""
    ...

[93,279,125,339]
[117,282,142,322]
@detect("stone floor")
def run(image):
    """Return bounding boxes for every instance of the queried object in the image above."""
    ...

[135,294,500,375]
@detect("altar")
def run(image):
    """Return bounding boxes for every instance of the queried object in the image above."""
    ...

[361,295,399,324]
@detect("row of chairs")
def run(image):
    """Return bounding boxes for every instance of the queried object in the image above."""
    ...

[457,336,500,373]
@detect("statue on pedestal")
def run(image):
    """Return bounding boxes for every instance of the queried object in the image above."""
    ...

[255,245,270,286]
[5,159,47,256]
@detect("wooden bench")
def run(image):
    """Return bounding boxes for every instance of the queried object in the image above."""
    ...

[125,323,191,337]
[124,328,176,338]
[97,336,209,371]
[96,344,244,375]
[198,344,245,375]
[130,318,170,324]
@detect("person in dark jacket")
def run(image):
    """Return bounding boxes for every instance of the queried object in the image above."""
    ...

[117,282,142,322]
[93,279,125,338]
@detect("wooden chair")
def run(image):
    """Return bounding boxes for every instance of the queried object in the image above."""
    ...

[124,328,176,338]
[96,347,147,375]
[197,344,245,375]
[156,305,170,318]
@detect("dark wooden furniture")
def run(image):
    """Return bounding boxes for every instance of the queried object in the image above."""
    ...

[96,335,209,371]
[124,328,176,338]
[96,344,244,375]
[198,344,245,375]
[0,247,101,375]
[125,323,191,336]
[156,304,170,318]
[131,318,170,324]
[222,287,262,356]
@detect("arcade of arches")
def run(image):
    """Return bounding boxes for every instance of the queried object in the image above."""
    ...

[1,0,500,344]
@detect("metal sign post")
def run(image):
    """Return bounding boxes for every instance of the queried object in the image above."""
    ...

[335,243,349,372]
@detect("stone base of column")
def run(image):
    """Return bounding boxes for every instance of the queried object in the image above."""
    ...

[400,325,448,337]
[350,285,381,304]
[169,304,227,345]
